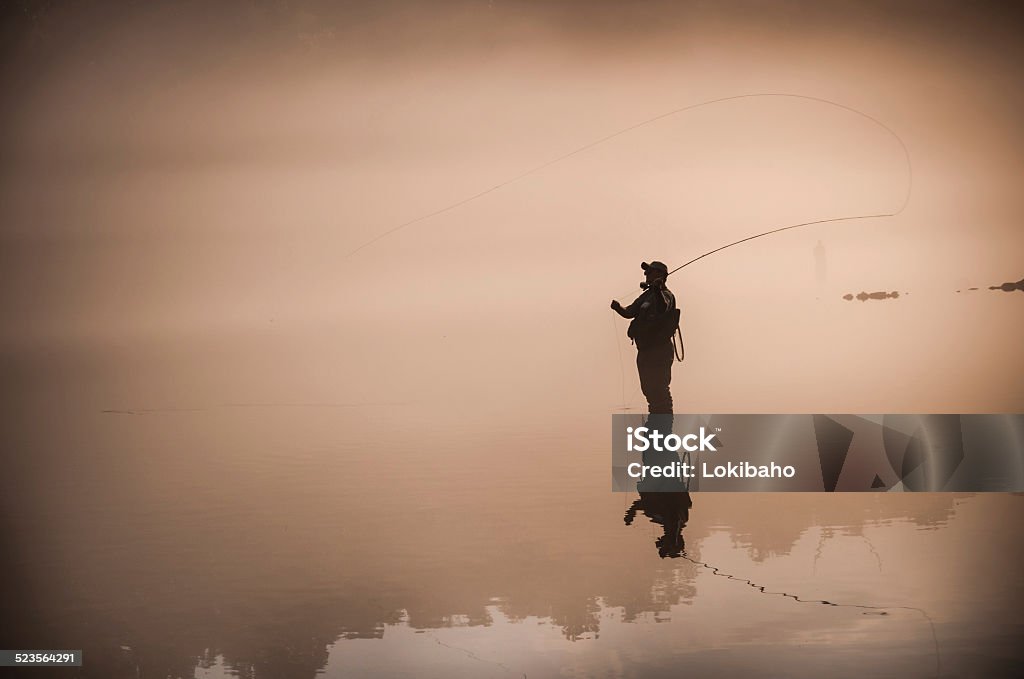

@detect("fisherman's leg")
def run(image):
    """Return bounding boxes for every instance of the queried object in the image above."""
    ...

[648,342,674,414]
[637,347,673,440]
[637,350,656,412]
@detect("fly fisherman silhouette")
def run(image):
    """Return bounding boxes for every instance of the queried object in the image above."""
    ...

[610,261,683,415]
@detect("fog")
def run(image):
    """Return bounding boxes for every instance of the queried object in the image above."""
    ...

[2,0,1022,418]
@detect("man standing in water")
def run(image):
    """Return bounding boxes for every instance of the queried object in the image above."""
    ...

[610,261,679,414]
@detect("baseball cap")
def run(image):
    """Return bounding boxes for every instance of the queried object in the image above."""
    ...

[641,261,669,274]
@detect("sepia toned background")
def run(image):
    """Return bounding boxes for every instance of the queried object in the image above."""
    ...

[1,1,1022,677]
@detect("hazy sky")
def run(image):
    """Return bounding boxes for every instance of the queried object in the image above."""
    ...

[2,0,1022,414]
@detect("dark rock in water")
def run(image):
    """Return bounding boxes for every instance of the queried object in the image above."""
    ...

[988,277,1024,293]
[846,290,900,302]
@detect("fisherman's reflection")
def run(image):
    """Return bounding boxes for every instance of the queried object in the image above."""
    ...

[623,413,693,558]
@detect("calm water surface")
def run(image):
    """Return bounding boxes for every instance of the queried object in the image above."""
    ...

[4,3,1024,676]
[3,404,1023,678]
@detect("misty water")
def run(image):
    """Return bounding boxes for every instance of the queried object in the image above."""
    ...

[4,397,1023,679]
[4,4,1024,677]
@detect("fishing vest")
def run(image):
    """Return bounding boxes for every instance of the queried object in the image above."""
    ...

[627,288,679,350]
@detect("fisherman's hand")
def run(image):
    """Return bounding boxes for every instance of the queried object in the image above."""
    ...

[610,300,622,311]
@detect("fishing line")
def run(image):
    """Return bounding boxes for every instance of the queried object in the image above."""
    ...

[342,92,911,410]
[345,92,911,259]
[610,93,912,298]
[681,550,941,676]
[610,311,629,410]
[603,94,912,409]
[347,88,925,666]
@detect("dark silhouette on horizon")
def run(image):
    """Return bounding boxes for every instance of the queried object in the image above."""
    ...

[988,277,1024,293]
[842,290,901,301]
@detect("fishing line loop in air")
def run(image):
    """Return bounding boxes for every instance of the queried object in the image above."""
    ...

[345,92,913,262]
[342,91,913,413]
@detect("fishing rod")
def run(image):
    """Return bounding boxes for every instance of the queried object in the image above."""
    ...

[609,95,912,296]
[342,92,912,410]
[662,101,911,279]
[599,94,911,409]
[614,208,909,303]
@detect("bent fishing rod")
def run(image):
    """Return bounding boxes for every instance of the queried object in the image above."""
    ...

[607,96,912,295]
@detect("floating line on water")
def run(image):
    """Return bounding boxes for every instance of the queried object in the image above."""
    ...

[681,551,941,676]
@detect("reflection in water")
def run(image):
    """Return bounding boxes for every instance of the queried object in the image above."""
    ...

[677,548,943,677]
[624,492,692,558]
[624,413,692,558]
[2,406,1023,678]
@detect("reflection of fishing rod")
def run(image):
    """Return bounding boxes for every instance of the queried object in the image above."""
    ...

[347,93,912,259]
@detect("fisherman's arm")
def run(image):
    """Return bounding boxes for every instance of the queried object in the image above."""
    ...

[610,294,644,318]
[610,300,634,318]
